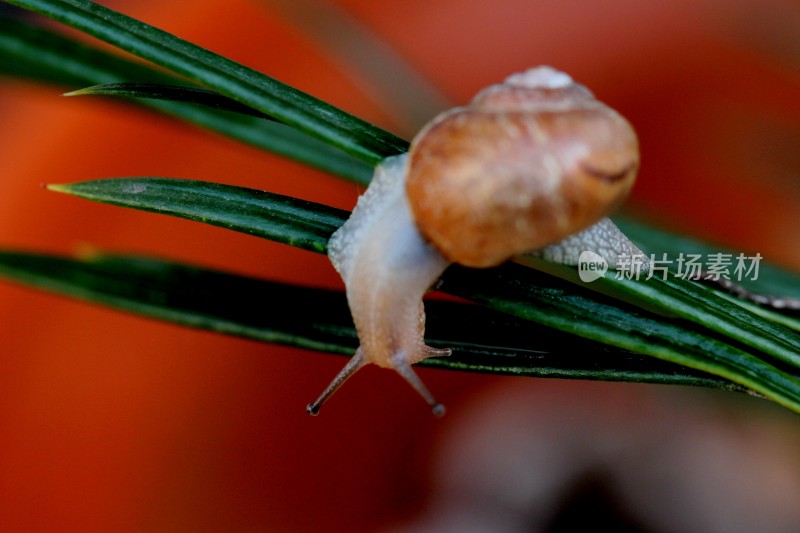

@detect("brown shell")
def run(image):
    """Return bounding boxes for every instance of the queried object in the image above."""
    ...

[406,79,639,268]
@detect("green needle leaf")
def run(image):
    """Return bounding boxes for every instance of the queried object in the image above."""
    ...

[618,217,800,300]
[441,263,800,413]
[0,15,373,182]
[0,250,757,391]
[48,178,347,254]
[520,258,800,370]
[66,82,277,120]
[4,0,409,163]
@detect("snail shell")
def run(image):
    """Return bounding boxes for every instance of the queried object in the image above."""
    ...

[406,67,639,267]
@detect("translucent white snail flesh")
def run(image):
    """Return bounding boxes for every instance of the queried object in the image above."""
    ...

[307,66,646,416]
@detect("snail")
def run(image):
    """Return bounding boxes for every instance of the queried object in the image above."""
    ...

[307,66,646,416]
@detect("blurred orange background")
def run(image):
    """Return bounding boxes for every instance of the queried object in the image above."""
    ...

[0,0,798,531]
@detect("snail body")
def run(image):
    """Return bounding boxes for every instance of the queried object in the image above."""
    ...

[308,67,645,416]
